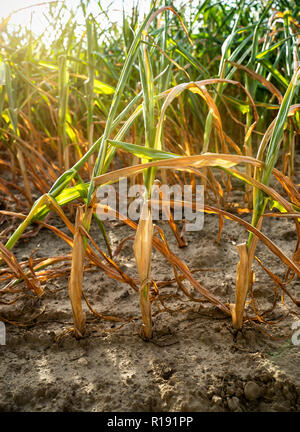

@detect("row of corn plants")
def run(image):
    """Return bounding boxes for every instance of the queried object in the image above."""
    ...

[0,0,299,338]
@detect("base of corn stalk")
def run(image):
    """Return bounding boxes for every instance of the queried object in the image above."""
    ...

[68,206,86,339]
[139,279,153,340]
[133,202,154,341]
[230,242,253,330]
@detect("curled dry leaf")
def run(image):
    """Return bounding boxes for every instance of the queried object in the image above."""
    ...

[133,200,153,339]
[68,206,86,339]
[230,243,251,330]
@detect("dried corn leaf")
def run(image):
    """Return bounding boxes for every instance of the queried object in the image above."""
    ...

[68,206,86,338]
[133,201,153,339]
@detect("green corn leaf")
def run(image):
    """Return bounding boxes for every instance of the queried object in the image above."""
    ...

[258,59,289,88]
[93,79,115,94]
[107,139,179,160]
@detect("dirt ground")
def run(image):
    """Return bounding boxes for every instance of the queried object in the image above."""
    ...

[0,191,300,412]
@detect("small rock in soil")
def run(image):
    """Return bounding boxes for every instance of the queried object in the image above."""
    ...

[244,381,261,401]
[227,396,240,411]
[212,395,222,406]
[77,357,88,366]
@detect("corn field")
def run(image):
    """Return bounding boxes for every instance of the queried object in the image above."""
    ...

[0,0,299,346]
